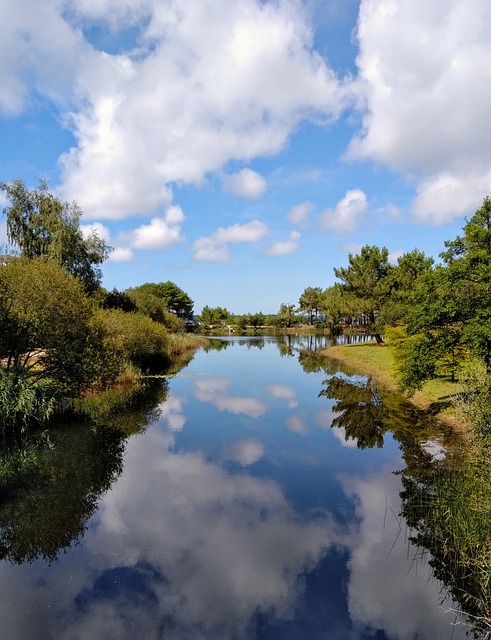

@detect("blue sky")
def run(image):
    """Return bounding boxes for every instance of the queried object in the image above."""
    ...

[1,0,490,314]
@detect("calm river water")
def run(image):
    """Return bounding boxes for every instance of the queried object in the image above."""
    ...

[0,335,472,639]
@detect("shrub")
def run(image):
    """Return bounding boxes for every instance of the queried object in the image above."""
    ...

[94,308,170,372]
[0,372,57,433]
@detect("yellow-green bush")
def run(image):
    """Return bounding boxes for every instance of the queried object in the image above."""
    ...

[94,308,170,372]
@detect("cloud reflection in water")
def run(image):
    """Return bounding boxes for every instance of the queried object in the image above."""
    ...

[194,377,267,417]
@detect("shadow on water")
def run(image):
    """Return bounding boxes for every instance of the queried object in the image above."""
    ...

[0,379,169,565]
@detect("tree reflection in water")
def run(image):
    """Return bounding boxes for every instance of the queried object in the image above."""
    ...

[317,365,491,638]
[0,379,168,565]
[319,375,386,449]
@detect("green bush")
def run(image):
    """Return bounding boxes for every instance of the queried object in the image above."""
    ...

[94,308,170,372]
[0,258,115,396]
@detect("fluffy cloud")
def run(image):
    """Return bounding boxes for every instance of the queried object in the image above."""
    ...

[330,426,358,448]
[0,0,84,115]
[265,231,301,256]
[388,249,404,265]
[286,201,313,227]
[411,171,491,225]
[350,0,491,223]
[107,247,135,262]
[0,0,345,220]
[190,237,232,263]
[192,220,269,263]
[223,168,267,199]
[120,204,185,250]
[194,377,267,417]
[319,189,367,233]
[72,429,339,638]
[79,221,111,242]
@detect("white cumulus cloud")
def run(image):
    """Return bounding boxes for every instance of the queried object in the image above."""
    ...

[194,377,267,417]
[107,247,135,262]
[0,0,346,221]
[319,189,368,234]
[286,414,308,436]
[350,0,491,224]
[79,221,111,242]
[192,220,269,263]
[286,201,313,227]
[265,385,298,408]
[223,168,267,199]
[265,231,301,256]
[121,204,185,250]
[223,439,265,466]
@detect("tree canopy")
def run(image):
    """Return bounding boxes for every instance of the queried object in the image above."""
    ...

[1,179,110,294]
[396,197,491,392]
[331,245,392,341]
[127,281,194,326]
[298,287,322,325]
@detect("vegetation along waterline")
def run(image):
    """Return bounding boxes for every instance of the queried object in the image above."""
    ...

[3,179,491,447]
[321,341,467,433]
[0,179,206,437]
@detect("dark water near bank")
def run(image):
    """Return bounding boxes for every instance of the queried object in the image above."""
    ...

[0,335,472,639]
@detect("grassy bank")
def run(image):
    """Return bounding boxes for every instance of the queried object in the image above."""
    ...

[322,342,467,432]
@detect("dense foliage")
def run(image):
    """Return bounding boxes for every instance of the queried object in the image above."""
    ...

[1,179,110,294]
[0,181,199,432]
[0,259,110,393]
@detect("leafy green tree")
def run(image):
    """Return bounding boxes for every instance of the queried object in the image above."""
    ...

[319,283,358,331]
[440,196,491,368]
[1,179,110,294]
[275,303,299,328]
[396,197,491,392]
[249,312,265,328]
[319,375,387,448]
[333,245,393,342]
[233,314,249,330]
[126,284,168,323]
[380,250,434,326]
[102,288,137,312]
[159,281,194,320]
[127,281,193,327]
[199,305,230,325]
[299,286,322,324]
[126,284,184,331]
[0,259,113,401]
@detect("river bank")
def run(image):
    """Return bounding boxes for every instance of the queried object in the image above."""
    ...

[322,342,470,434]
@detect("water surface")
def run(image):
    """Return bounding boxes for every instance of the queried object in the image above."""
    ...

[0,335,469,639]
